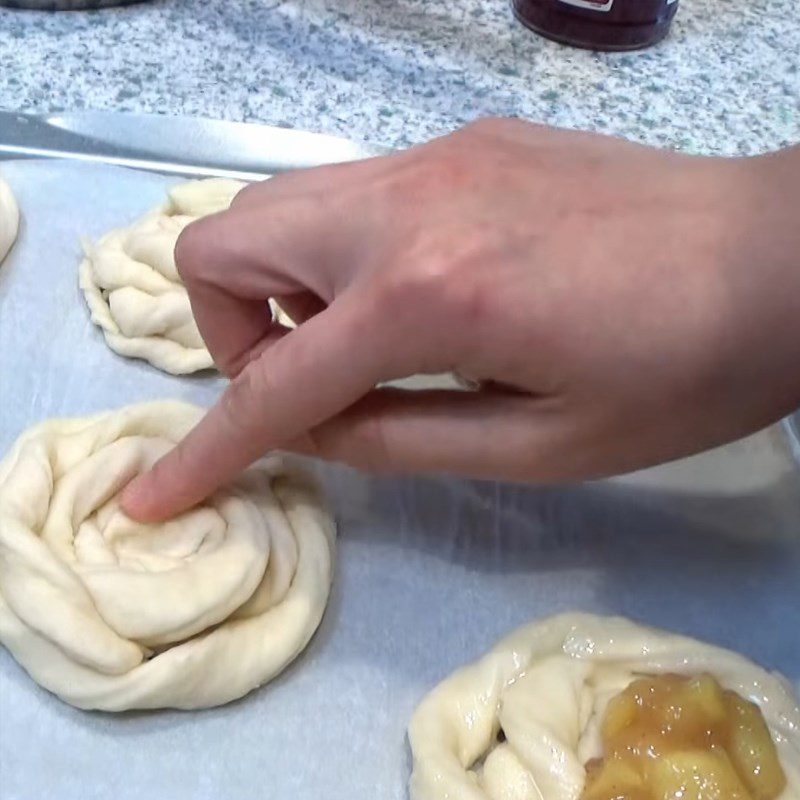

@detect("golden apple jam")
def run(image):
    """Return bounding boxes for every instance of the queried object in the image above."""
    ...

[581,674,787,800]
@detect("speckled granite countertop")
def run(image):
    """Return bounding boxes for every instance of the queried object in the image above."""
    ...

[0,0,797,154]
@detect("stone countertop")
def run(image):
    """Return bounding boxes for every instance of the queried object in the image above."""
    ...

[0,0,797,154]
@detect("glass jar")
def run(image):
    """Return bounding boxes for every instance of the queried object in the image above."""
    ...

[513,0,679,51]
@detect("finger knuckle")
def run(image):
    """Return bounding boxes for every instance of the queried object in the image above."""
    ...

[462,117,503,137]
[384,149,471,211]
[323,410,392,472]
[462,116,528,138]
[351,413,392,471]
[220,362,273,438]
[378,232,492,333]
[426,151,471,194]
[174,218,209,283]
[229,181,262,209]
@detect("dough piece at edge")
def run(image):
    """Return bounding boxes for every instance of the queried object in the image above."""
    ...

[0,174,20,265]
[79,178,245,375]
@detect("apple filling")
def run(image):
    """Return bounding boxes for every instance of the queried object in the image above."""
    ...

[582,674,787,800]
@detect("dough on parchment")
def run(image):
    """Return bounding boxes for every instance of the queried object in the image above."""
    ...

[79,177,468,388]
[0,174,20,265]
[0,401,335,711]
[79,178,293,375]
[409,613,800,800]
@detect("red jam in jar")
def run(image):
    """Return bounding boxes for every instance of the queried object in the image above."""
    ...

[513,0,679,51]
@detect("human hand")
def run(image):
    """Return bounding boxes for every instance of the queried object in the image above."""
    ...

[122,119,800,522]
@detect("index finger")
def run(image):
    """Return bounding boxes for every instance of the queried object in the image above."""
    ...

[176,156,398,377]
[121,291,387,522]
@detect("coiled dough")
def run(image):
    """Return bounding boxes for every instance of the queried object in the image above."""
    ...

[409,613,800,800]
[0,173,20,265]
[0,401,336,711]
[79,178,294,375]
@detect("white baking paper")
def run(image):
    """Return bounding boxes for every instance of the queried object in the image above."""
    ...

[0,160,798,800]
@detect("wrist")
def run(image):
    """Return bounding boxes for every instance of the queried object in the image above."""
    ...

[714,147,800,420]
[744,146,800,277]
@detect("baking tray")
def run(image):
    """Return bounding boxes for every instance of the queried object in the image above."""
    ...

[0,150,799,800]
[0,110,390,179]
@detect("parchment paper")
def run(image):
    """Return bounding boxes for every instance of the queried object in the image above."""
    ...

[0,160,798,800]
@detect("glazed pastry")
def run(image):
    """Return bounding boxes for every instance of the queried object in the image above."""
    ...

[0,401,335,711]
[409,613,799,800]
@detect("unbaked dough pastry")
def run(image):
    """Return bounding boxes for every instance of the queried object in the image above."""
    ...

[409,613,800,800]
[0,401,335,711]
[0,173,20,265]
[79,178,294,375]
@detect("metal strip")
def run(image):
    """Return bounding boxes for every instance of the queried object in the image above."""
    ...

[0,111,388,178]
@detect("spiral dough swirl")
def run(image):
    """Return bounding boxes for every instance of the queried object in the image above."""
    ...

[0,401,335,711]
[79,178,294,375]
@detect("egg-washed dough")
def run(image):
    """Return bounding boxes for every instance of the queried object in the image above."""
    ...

[0,401,336,711]
[0,174,20,265]
[409,613,800,800]
[79,178,294,375]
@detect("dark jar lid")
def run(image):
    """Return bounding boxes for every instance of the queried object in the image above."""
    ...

[513,0,679,51]
[0,0,146,8]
